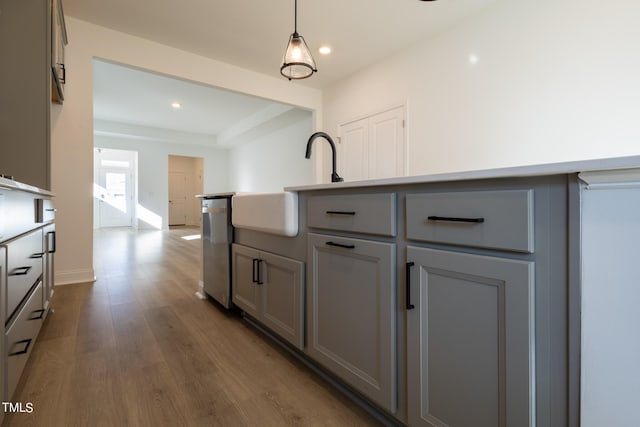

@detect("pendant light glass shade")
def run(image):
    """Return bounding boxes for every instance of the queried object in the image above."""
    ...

[280,0,317,80]
[281,32,317,80]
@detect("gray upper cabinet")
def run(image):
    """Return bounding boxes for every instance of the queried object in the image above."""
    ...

[51,0,68,104]
[406,246,535,427]
[307,233,397,413]
[0,0,55,189]
[232,244,305,350]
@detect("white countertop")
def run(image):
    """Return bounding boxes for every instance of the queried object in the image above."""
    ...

[0,177,54,196]
[285,155,640,192]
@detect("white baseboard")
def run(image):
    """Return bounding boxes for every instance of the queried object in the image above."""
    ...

[55,269,96,286]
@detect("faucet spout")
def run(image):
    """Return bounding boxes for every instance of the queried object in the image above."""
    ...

[305,132,344,183]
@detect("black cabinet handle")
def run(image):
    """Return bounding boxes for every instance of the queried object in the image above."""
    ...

[252,258,263,285]
[326,241,355,249]
[325,210,356,216]
[406,262,415,310]
[31,252,45,259]
[9,339,32,356]
[10,266,32,276]
[29,309,46,320]
[48,231,57,253]
[252,258,258,283]
[256,259,263,285]
[427,216,485,224]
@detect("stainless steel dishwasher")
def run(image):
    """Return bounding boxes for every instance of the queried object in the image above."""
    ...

[201,196,233,308]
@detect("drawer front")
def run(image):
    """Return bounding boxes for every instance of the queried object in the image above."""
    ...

[7,229,44,320]
[36,198,56,223]
[406,189,534,253]
[307,193,396,236]
[6,282,44,400]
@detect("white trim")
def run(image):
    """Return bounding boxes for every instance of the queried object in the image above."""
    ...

[579,168,640,189]
[55,269,96,285]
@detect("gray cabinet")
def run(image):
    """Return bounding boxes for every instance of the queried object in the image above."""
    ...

[0,183,53,411]
[6,228,44,322]
[43,224,56,316]
[307,193,397,237]
[406,246,535,427]
[6,282,44,400]
[232,244,304,350]
[0,246,5,425]
[307,233,397,413]
[0,0,53,189]
[51,0,68,104]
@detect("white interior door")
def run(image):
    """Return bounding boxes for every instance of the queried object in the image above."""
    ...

[339,117,369,181]
[339,106,405,182]
[369,106,405,179]
[168,172,187,226]
[97,167,133,228]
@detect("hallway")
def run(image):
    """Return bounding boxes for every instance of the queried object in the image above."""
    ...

[5,227,378,426]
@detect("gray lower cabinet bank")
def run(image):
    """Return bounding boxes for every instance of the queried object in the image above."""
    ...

[0,178,55,425]
[232,160,640,427]
[232,243,305,350]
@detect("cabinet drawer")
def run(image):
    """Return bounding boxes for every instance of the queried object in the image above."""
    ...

[406,189,534,253]
[307,193,396,236]
[7,229,44,320]
[6,282,44,400]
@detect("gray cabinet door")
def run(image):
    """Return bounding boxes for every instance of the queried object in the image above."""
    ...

[307,233,396,413]
[231,244,260,319]
[231,244,305,350]
[260,251,304,350]
[0,246,5,417]
[406,246,535,427]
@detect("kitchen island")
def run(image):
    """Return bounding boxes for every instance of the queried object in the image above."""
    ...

[230,155,640,427]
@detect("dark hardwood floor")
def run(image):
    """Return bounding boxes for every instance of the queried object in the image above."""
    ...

[4,227,379,426]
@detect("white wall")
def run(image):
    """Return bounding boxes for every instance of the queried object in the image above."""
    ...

[52,18,322,284]
[228,111,314,192]
[95,136,225,230]
[322,0,640,181]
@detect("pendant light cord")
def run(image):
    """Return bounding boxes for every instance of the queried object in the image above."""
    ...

[294,0,298,33]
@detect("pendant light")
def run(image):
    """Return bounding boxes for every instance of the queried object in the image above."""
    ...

[280,0,317,80]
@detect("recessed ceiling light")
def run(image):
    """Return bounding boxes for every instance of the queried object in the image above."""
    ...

[318,46,332,55]
[468,54,479,65]
[171,102,182,109]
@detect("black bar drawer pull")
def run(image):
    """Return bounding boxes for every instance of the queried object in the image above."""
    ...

[31,252,45,259]
[427,216,485,224]
[10,266,32,276]
[406,262,415,310]
[325,210,356,216]
[29,309,46,320]
[326,241,356,249]
[9,339,32,357]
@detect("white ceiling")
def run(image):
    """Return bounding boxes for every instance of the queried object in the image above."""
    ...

[71,0,499,143]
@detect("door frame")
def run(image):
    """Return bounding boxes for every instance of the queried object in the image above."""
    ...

[93,147,138,229]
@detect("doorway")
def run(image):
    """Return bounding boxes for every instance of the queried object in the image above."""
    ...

[168,155,203,227]
[94,148,137,229]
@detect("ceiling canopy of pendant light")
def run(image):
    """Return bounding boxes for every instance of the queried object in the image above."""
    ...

[280,0,317,80]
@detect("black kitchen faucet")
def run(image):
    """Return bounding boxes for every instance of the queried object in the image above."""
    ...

[305,131,344,183]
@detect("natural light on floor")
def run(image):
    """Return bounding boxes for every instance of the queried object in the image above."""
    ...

[181,234,201,241]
